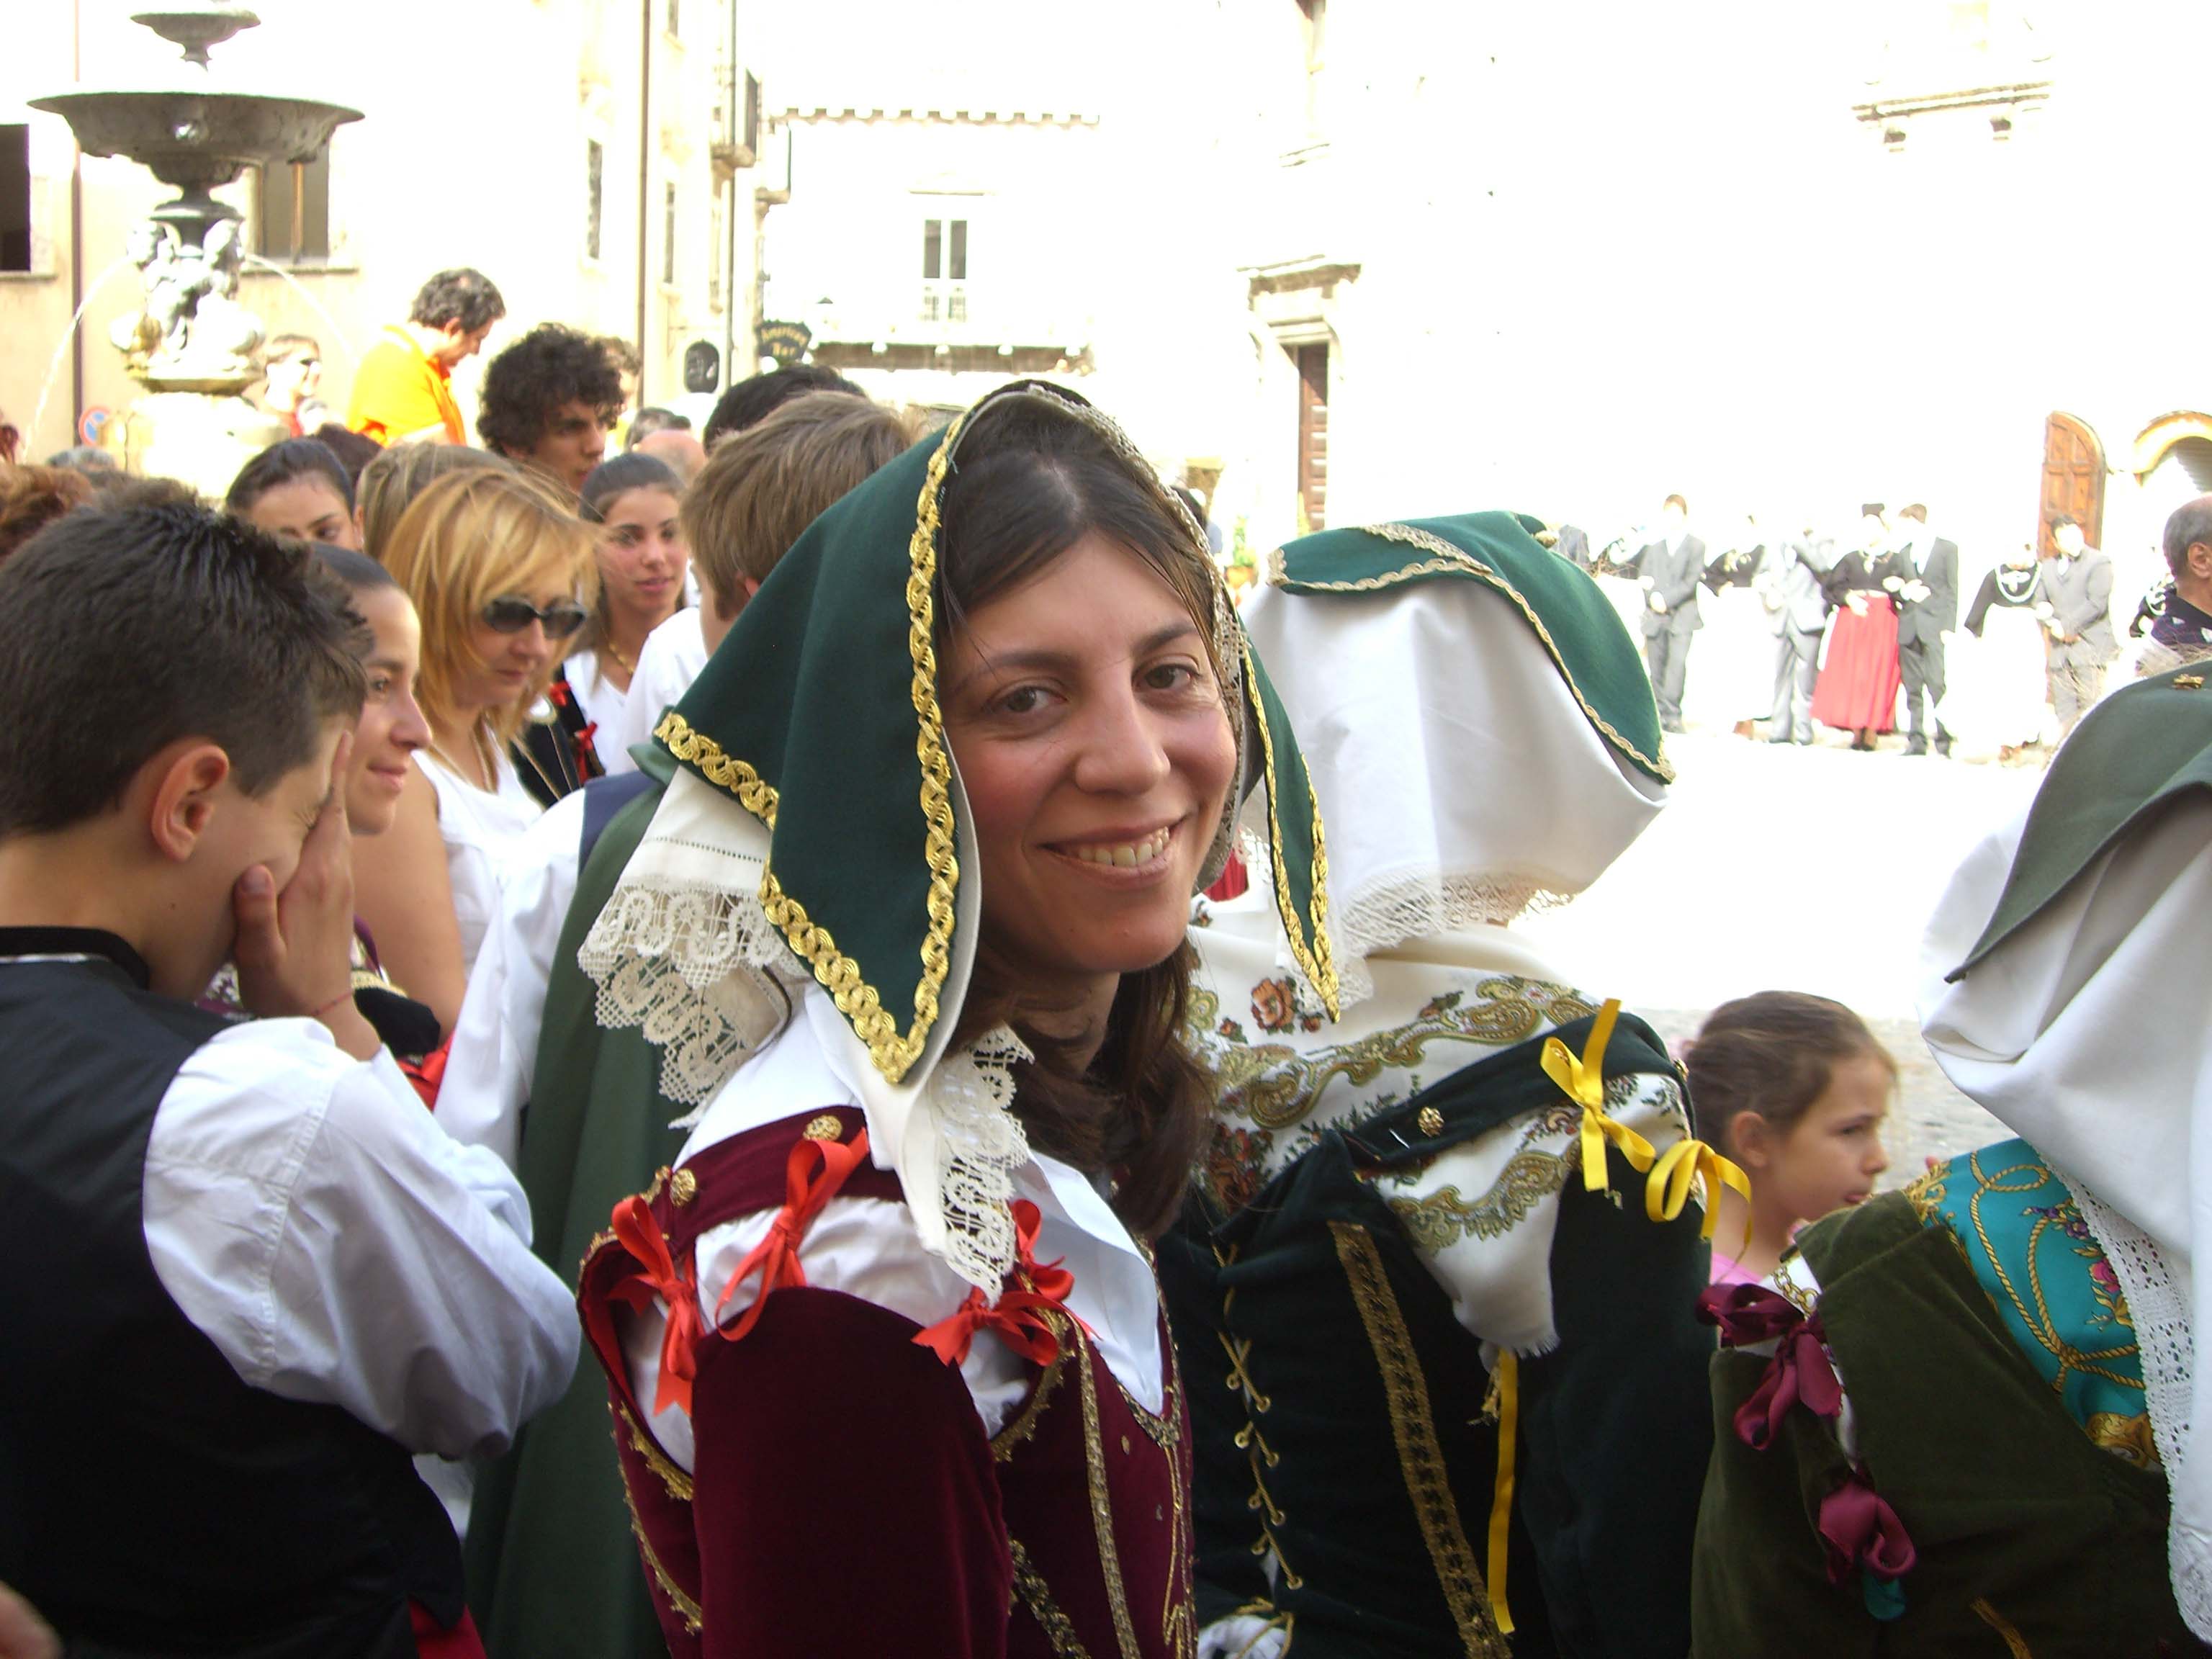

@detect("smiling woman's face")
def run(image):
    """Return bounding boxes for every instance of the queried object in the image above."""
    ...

[940,531,1236,1010]
[343,586,429,835]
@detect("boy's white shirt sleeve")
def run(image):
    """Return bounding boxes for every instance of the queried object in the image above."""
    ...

[143,1018,580,1461]
[437,791,584,1172]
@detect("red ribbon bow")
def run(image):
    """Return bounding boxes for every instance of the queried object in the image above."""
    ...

[1697,1282,1843,1450]
[914,1200,1082,1368]
[606,1195,705,1418]
[711,1128,873,1344]
[1817,1467,1917,1586]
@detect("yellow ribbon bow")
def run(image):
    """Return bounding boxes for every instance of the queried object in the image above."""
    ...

[1542,998,1752,1255]
[1542,1000,1655,1194]
[1649,1136,1755,1256]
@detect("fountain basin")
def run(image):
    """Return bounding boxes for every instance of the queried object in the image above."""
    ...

[28,90,361,195]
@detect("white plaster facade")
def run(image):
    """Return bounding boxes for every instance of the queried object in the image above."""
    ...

[1189,0,2212,605]
[1,0,762,461]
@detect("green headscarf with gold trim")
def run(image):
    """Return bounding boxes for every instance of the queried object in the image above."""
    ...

[1949,663,2212,979]
[1271,513,1671,784]
[641,380,1336,1085]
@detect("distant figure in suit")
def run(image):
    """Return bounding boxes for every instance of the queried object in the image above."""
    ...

[2041,513,2117,737]
[1892,503,1959,756]
[1758,529,1834,744]
[1635,493,1704,732]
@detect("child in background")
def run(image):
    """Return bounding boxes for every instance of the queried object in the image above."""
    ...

[1686,991,1895,1283]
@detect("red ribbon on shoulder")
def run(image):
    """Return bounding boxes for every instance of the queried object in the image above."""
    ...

[607,1195,705,1418]
[914,1200,1084,1368]
[711,1128,873,1344]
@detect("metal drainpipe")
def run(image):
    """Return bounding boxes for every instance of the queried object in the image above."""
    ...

[720,0,737,390]
[69,0,85,443]
[636,0,652,405]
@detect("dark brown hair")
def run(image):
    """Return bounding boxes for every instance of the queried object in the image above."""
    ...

[1684,992,1896,1154]
[0,465,96,565]
[0,505,368,832]
[937,393,1225,1238]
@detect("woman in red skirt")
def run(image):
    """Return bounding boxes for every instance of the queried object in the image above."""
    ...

[1812,521,1910,749]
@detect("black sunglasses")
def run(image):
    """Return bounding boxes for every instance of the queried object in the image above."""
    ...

[482,595,589,639]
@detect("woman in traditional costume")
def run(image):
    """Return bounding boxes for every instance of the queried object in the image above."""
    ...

[1693,665,2212,1654]
[1943,549,2054,759]
[1682,525,1780,735]
[565,382,1334,1655]
[1812,520,1910,750]
[1162,514,1737,1658]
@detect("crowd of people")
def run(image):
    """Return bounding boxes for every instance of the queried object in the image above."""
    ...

[1,264,2209,1658]
[1568,493,2212,763]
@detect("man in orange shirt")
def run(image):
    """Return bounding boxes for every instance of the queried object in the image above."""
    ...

[346,269,505,446]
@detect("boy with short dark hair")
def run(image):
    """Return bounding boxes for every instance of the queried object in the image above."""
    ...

[0,505,576,1658]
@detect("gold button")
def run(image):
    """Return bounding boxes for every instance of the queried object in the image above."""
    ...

[1120,1434,1132,1455]
[803,1112,844,1141]
[669,1167,698,1205]
[1417,1106,1444,1138]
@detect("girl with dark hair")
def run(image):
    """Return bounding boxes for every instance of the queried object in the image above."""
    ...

[1686,990,1895,1284]
[568,452,689,776]
[223,436,361,549]
[519,382,1333,1656]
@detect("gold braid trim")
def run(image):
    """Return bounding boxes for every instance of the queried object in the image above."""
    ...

[617,1460,703,1635]
[1268,522,1675,783]
[653,706,946,1083]
[1330,1220,1511,1659]
[1240,637,1339,1019]
[613,1402,694,1503]
[1010,1537,1097,1659]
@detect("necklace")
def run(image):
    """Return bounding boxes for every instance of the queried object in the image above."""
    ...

[604,641,636,678]
[428,724,498,792]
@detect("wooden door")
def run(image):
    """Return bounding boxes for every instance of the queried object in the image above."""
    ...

[2038,412,2105,557]
[1296,342,1329,532]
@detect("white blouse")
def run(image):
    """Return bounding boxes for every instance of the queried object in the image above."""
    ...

[415,744,542,974]
[606,610,710,772]
[564,652,631,776]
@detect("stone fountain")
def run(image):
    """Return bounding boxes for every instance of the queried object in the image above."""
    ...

[31,6,361,495]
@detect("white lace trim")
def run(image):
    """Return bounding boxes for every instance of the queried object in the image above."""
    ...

[577,878,799,1115]
[579,859,1040,1291]
[2065,1173,2209,1637]
[1269,855,1571,1007]
[929,1024,1035,1292]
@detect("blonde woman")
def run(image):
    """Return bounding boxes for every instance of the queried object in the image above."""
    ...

[353,440,512,562]
[353,467,598,1033]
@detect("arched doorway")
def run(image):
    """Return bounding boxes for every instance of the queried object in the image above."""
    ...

[2037,411,2105,559]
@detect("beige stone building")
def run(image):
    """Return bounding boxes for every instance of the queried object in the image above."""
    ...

[1,0,765,462]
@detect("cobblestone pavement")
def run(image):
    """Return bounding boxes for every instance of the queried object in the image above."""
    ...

[1516,724,2036,1184]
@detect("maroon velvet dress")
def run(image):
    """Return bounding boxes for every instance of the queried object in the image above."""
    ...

[578,1106,1197,1658]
